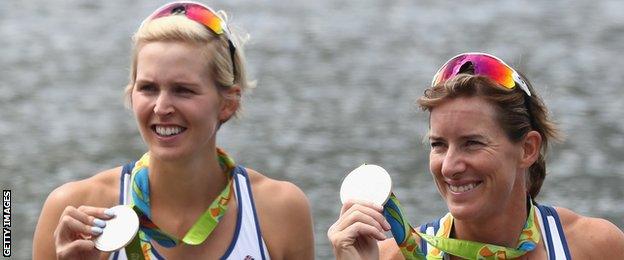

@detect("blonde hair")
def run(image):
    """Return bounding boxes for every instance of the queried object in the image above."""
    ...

[124,12,254,119]
[418,74,562,199]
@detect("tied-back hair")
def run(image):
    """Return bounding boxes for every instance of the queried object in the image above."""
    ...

[417,72,562,199]
[124,11,254,119]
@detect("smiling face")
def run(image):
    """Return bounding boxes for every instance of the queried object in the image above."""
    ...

[428,96,528,221]
[131,41,234,161]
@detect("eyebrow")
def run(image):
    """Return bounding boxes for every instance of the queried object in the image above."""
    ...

[460,134,488,140]
[134,79,201,87]
[427,134,442,141]
[427,134,488,141]
[134,79,152,84]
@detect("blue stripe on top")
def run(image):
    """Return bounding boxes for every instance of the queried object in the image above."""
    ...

[242,166,268,260]
[119,162,135,204]
[538,204,557,259]
[419,223,428,254]
[417,203,570,260]
[549,206,571,259]
[220,166,245,259]
[116,163,268,259]
[536,204,571,260]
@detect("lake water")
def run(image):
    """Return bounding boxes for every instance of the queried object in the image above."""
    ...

[1,0,623,259]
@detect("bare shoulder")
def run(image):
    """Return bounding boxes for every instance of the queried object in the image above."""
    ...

[378,238,404,260]
[47,167,121,208]
[33,167,123,259]
[556,207,624,258]
[245,168,310,213]
[245,168,314,259]
[35,167,121,232]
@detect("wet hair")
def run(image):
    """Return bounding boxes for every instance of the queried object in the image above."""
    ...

[124,12,254,121]
[417,64,562,199]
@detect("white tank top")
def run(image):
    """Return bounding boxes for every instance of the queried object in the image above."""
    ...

[110,163,271,260]
[418,203,571,259]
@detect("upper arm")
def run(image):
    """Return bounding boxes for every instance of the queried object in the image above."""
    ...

[32,168,120,259]
[251,173,314,259]
[33,182,86,259]
[270,182,314,259]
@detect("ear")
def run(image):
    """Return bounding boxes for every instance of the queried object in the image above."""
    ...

[218,85,241,123]
[519,130,542,168]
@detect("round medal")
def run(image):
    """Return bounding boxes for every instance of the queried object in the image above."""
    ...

[94,205,140,252]
[340,164,392,206]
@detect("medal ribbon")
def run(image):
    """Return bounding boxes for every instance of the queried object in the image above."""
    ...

[129,148,236,248]
[383,193,540,260]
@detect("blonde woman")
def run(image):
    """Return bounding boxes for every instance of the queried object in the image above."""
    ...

[33,2,314,259]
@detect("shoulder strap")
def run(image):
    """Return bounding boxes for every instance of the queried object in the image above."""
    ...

[112,161,135,260]
[418,218,443,257]
[122,161,135,175]
[233,165,269,260]
[221,166,270,260]
[536,204,571,260]
[419,223,429,254]
[118,161,136,205]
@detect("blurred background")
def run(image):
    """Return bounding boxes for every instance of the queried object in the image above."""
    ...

[1,0,623,258]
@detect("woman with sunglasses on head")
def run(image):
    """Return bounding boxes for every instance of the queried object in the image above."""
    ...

[33,2,314,259]
[328,52,624,259]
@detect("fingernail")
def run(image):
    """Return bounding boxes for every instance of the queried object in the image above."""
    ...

[93,218,106,228]
[104,208,116,217]
[384,220,391,230]
[91,226,103,235]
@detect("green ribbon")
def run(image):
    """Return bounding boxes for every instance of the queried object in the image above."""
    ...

[123,229,144,260]
[124,148,236,259]
[383,193,540,260]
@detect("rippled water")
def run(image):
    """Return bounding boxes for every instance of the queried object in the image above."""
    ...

[1,0,623,259]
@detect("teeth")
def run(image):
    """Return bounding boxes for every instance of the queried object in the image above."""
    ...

[155,126,183,136]
[449,183,478,193]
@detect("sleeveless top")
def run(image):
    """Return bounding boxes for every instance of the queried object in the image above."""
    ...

[110,163,271,260]
[417,204,571,259]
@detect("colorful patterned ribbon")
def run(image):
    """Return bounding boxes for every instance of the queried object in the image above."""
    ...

[129,148,236,248]
[383,193,540,260]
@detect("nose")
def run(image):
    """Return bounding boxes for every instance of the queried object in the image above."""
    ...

[154,92,175,116]
[440,146,466,179]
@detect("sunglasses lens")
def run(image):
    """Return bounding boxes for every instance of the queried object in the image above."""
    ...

[472,55,515,89]
[432,53,516,90]
[151,3,179,19]
[432,55,464,87]
[186,5,223,34]
[146,2,224,35]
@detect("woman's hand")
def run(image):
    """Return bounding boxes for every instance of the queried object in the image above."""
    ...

[53,205,114,259]
[328,200,391,260]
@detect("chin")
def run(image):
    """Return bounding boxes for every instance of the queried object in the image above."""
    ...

[448,205,478,220]
[445,197,489,221]
[148,146,190,161]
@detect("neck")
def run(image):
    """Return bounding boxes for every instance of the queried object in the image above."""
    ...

[453,195,528,248]
[148,147,228,212]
